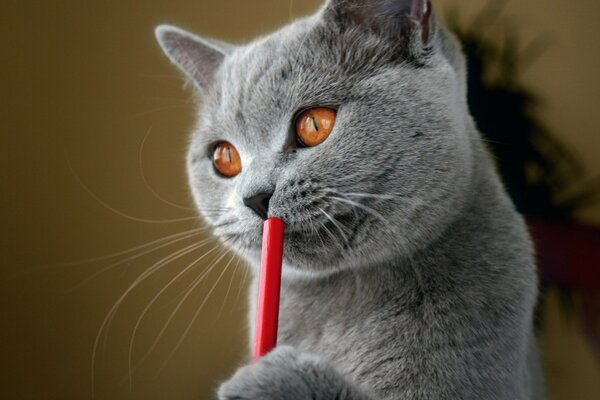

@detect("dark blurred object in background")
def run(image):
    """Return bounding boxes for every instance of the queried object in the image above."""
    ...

[447,0,600,359]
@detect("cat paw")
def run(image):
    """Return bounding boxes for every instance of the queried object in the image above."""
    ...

[217,346,334,400]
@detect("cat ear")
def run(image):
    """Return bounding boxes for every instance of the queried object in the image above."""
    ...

[325,0,435,51]
[155,25,230,91]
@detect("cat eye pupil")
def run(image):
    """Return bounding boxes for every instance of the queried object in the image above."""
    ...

[295,107,336,147]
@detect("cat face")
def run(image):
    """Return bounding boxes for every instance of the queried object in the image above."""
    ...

[157,0,474,273]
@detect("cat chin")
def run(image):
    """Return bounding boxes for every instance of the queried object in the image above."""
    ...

[212,214,400,274]
[280,264,340,280]
[215,227,352,274]
[223,229,403,277]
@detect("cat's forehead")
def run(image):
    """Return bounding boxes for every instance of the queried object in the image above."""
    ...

[220,40,296,111]
[214,16,413,110]
[220,23,332,103]
[201,16,436,147]
[224,17,317,78]
[209,21,344,142]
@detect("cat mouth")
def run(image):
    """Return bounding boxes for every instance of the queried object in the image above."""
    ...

[217,211,360,258]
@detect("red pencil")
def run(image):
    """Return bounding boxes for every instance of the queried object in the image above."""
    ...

[253,217,285,362]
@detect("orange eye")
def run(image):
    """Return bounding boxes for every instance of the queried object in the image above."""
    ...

[213,141,241,177]
[295,107,336,147]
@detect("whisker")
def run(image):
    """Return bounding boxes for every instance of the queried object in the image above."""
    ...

[66,155,199,225]
[197,207,232,211]
[196,207,234,219]
[158,250,221,310]
[156,245,237,374]
[100,239,213,349]
[326,195,398,234]
[67,228,207,291]
[322,187,360,220]
[231,248,249,314]
[215,252,241,320]
[327,170,369,186]
[19,227,208,278]
[319,219,346,253]
[126,243,221,388]
[342,192,403,200]
[306,213,327,249]
[211,219,238,229]
[325,193,424,291]
[318,207,350,248]
[91,238,211,396]
[139,126,196,212]
[130,244,231,373]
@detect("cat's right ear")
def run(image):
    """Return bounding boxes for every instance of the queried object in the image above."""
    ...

[155,25,230,91]
[324,0,435,57]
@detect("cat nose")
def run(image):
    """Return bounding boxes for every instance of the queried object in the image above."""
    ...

[243,192,273,220]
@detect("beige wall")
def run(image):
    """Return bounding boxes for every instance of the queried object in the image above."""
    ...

[1,1,598,399]
[435,0,600,225]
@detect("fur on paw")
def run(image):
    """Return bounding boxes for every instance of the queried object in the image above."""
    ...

[217,346,339,400]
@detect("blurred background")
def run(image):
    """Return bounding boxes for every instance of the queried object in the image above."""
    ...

[1,0,599,399]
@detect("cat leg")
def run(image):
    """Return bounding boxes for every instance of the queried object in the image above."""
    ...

[217,346,376,400]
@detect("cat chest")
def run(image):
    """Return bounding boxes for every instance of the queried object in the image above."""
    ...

[276,294,409,382]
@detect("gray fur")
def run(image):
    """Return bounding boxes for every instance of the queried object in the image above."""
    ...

[156,0,543,398]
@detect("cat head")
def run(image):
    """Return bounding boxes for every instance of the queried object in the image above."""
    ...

[156,0,474,274]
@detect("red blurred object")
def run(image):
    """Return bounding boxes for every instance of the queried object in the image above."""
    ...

[527,216,600,290]
[253,217,285,362]
[527,216,600,357]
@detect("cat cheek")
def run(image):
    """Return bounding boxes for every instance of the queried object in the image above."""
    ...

[225,189,238,210]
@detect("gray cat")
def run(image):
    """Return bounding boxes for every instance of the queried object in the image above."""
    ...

[155,0,544,398]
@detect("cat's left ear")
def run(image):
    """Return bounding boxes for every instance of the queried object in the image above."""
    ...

[324,0,435,55]
[155,25,231,91]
